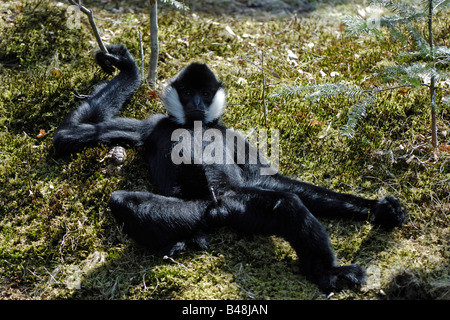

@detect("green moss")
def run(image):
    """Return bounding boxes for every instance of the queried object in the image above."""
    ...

[1,0,448,300]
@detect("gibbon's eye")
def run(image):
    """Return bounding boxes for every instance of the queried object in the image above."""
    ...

[202,91,210,98]
[184,90,192,96]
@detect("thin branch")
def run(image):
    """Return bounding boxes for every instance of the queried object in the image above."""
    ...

[428,0,438,148]
[68,0,108,53]
[261,50,267,128]
[139,30,145,81]
[421,83,450,94]
[163,255,187,269]
[296,45,324,58]
[365,83,450,95]
[433,0,449,12]
[147,0,159,85]
[368,84,411,93]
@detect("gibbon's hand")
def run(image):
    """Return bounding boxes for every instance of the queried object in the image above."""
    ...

[95,44,136,75]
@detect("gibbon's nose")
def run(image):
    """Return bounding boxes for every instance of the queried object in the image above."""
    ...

[194,94,201,106]
[193,94,205,110]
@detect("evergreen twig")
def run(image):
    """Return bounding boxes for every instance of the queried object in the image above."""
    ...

[273,0,449,147]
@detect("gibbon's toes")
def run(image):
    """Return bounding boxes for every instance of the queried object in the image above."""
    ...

[159,241,188,258]
[372,196,408,230]
[319,264,366,293]
[190,233,210,251]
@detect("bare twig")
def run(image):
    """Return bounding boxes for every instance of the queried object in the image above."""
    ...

[139,30,145,80]
[23,132,34,198]
[261,51,267,127]
[366,83,450,95]
[296,45,324,58]
[367,84,411,94]
[428,0,438,148]
[163,255,187,269]
[147,0,159,85]
[422,83,450,94]
[68,0,108,53]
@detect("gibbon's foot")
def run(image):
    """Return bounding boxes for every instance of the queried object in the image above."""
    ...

[159,241,187,257]
[157,234,209,257]
[371,196,408,230]
[95,44,134,74]
[190,233,210,251]
[317,264,366,294]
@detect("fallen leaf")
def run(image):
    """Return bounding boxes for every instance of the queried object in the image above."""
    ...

[225,25,236,36]
[236,77,247,86]
[50,68,61,76]
[311,120,325,126]
[287,49,298,60]
[271,71,281,79]
[37,129,47,138]
[148,90,158,99]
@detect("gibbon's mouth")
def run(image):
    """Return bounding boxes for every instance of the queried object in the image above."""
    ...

[185,111,205,121]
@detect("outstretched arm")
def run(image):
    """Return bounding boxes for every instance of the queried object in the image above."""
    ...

[53,45,156,156]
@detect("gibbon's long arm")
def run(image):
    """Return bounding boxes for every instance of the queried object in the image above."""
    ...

[53,44,161,156]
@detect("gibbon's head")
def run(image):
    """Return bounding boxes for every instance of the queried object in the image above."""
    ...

[161,63,226,125]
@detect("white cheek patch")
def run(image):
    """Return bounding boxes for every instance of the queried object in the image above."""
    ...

[161,86,186,124]
[205,88,226,123]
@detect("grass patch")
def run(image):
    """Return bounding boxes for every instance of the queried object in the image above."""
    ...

[0,0,448,300]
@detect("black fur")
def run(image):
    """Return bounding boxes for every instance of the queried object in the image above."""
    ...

[53,45,407,293]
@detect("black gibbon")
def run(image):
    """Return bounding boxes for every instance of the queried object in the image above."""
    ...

[53,45,407,293]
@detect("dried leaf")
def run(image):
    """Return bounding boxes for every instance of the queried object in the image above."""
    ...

[271,71,281,79]
[311,120,325,126]
[50,68,61,76]
[225,25,236,36]
[37,129,47,138]
[148,90,158,99]
[287,49,298,60]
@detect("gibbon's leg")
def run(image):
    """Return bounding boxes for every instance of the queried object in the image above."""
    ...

[109,191,211,256]
[257,174,407,230]
[208,188,365,293]
[53,44,151,156]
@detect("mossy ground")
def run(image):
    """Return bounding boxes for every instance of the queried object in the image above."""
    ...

[0,0,448,300]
